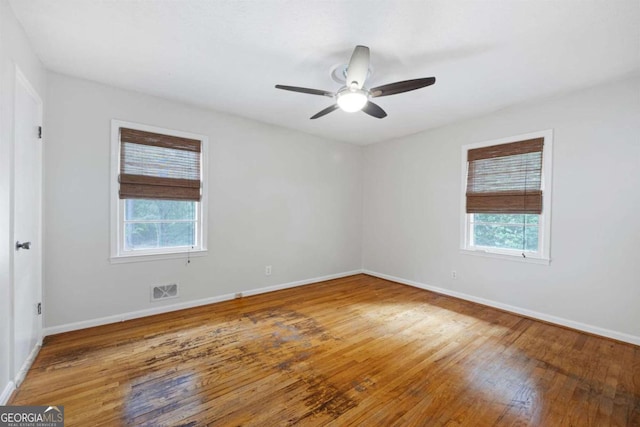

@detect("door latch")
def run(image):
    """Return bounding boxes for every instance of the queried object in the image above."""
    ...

[16,241,31,250]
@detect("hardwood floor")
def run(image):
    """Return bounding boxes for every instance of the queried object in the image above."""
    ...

[10,274,640,426]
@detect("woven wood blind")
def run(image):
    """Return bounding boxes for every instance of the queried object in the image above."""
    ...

[466,138,544,214]
[119,128,202,201]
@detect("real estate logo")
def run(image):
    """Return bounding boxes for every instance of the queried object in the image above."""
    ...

[0,405,64,427]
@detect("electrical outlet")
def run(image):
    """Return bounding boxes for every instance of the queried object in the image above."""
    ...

[265,265,272,276]
[451,271,457,279]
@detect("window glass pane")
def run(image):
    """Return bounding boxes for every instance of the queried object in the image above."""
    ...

[473,224,538,251]
[525,214,539,225]
[125,199,196,221]
[473,213,539,225]
[124,222,196,250]
[524,225,539,251]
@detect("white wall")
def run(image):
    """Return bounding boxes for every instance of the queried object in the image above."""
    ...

[43,72,362,330]
[0,0,47,402]
[363,75,640,343]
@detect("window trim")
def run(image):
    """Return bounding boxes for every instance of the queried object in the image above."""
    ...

[110,120,208,263]
[459,129,553,264]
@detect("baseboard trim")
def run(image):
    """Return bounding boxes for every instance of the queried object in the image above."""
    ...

[43,293,237,336]
[363,270,640,346]
[14,340,43,388]
[44,269,363,336]
[241,270,363,297]
[1,381,16,405]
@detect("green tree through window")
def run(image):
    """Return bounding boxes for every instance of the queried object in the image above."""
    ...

[471,214,538,252]
[124,199,196,250]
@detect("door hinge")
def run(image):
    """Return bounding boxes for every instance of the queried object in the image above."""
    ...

[37,302,42,315]
[38,126,42,139]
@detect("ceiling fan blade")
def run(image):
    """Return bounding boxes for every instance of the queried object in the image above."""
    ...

[275,85,334,97]
[346,45,370,89]
[370,77,436,98]
[310,104,340,119]
[361,101,387,119]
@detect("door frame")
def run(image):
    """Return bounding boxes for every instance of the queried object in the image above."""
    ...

[10,65,44,386]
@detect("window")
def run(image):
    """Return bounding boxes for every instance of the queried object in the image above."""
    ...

[111,121,208,262]
[461,130,552,263]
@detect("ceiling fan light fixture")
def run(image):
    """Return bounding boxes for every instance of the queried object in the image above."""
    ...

[336,88,368,112]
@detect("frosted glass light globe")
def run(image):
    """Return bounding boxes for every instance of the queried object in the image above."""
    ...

[337,89,368,112]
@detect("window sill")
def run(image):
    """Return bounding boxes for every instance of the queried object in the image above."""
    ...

[460,248,550,265]
[110,249,208,264]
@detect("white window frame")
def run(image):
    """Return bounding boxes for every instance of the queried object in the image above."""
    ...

[460,129,553,265]
[110,120,208,263]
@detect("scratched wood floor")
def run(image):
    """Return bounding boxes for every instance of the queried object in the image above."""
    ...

[10,274,640,426]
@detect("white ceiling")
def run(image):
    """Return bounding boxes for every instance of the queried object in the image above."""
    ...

[10,0,640,145]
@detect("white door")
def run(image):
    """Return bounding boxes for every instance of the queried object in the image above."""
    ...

[12,69,43,384]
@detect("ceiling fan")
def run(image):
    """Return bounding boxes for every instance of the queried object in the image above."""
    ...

[275,45,436,119]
